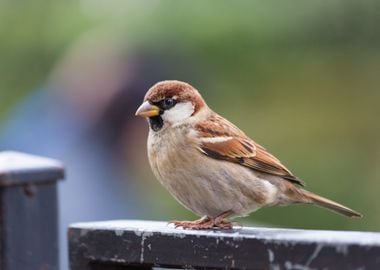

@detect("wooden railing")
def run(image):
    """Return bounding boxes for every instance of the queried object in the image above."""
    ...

[69,220,380,270]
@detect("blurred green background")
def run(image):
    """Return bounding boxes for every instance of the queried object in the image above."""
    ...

[1,0,379,232]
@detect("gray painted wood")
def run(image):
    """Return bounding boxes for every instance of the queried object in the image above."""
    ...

[69,220,380,270]
[0,151,64,270]
[0,151,64,186]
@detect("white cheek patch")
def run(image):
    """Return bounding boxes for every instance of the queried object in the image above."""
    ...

[161,102,195,124]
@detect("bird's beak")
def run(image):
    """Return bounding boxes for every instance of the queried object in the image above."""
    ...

[135,101,160,117]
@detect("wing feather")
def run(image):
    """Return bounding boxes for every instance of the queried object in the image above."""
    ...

[195,114,305,186]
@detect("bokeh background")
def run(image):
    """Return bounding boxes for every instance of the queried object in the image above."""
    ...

[1,0,379,268]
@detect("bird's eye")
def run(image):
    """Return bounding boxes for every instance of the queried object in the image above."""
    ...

[162,98,176,109]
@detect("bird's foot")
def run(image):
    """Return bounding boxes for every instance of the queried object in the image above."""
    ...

[211,210,234,229]
[169,216,211,229]
[170,212,234,230]
[213,218,233,229]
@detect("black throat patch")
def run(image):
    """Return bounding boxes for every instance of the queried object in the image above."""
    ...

[149,116,164,132]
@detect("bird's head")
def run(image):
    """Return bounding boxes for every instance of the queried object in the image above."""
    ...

[135,80,206,131]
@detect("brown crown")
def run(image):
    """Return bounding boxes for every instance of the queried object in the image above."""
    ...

[144,80,206,114]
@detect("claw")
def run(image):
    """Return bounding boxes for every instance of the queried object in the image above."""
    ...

[216,219,233,229]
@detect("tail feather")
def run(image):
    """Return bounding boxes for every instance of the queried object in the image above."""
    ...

[301,190,362,218]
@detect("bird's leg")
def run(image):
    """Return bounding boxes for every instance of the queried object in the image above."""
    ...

[169,216,210,229]
[211,210,233,229]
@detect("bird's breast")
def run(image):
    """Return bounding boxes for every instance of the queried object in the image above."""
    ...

[147,126,195,186]
[146,126,277,217]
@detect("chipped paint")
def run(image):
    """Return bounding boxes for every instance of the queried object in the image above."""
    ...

[304,244,323,267]
[335,244,349,256]
[79,229,89,237]
[284,261,316,270]
[268,248,274,263]
[139,231,154,263]
[270,264,281,270]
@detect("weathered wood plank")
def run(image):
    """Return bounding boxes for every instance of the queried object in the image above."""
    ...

[69,220,380,270]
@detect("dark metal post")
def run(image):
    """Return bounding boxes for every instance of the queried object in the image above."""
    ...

[0,151,64,270]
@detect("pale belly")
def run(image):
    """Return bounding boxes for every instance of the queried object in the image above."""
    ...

[147,129,277,218]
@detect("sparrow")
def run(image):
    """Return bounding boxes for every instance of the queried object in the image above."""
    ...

[135,80,362,229]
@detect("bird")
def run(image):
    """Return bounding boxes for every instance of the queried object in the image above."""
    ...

[135,80,362,229]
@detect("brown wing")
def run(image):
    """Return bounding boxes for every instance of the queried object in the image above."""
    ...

[195,114,305,186]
